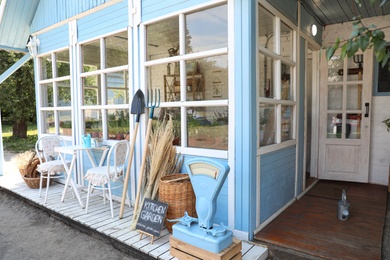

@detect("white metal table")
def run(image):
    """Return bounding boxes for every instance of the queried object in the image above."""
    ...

[55,145,109,208]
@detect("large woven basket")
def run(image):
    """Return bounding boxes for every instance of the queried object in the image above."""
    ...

[19,158,53,189]
[159,173,197,233]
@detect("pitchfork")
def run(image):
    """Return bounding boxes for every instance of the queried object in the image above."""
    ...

[132,88,160,221]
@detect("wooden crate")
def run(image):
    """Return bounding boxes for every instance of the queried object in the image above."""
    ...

[170,236,242,260]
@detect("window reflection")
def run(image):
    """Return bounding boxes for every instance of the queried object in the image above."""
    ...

[84,110,102,138]
[83,75,101,105]
[185,5,228,53]
[41,83,54,107]
[259,104,276,146]
[42,111,55,134]
[40,55,53,80]
[82,40,100,72]
[106,71,128,105]
[107,109,129,140]
[56,50,70,77]
[106,31,128,68]
[58,80,71,106]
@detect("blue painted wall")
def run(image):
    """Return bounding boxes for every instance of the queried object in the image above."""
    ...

[260,146,296,223]
[141,0,210,21]
[38,24,69,54]
[31,0,110,33]
[78,1,128,42]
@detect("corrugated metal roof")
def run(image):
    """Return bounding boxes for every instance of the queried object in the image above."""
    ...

[300,0,390,25]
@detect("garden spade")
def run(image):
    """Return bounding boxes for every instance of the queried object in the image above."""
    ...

[119,89,145,219]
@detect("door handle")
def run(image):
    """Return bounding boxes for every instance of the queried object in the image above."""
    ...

[365,103,369,117]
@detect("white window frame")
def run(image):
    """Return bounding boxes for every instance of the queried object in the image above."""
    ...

[257,3,297,155]
[37,48,73,140]
[140,1,229,159]
[78,29,130,144]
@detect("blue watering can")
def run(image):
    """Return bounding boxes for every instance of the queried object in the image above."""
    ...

[82,134,92,148]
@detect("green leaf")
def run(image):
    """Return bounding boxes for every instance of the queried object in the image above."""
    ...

[375,47,386,62]
[341,43,348,60]
[326,46,336,60]
[334,38,340,50]
[374,39,387,52]
[347,41,359,57]
[359,34,370,51]
[369,0,376,4]
[381,52,390,68]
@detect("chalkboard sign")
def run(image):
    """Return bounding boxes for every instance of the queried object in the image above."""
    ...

[136,198,168,237]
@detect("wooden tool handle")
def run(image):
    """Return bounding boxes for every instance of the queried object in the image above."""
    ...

[132,118,153,221]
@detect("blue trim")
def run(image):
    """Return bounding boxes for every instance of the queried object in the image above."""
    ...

[234,0,257,240]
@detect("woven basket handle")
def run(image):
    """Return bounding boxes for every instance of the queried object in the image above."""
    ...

[163,175,190,183]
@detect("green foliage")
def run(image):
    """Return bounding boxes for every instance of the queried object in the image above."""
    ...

[382,118,390,131]
[325,0,390,69]
[0,50,36,137]
[2,124,38,152]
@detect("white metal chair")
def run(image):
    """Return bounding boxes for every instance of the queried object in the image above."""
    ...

[84,140,131,218]
[35,136,69,203]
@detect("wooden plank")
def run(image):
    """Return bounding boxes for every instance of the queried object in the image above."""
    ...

[170,237,242,260]
[255,180,387,260]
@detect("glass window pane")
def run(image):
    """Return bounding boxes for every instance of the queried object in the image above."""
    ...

[347,54,364,81]
[280,22,293,59]
[185,5,227,53]
[328,56,343,82]
[85,110,102,138]
[281,105,293,141]
[106,71,128,105]
[105,31,128,68]
[107,109,129,140]
[281,63,292,100]
[59,111,72,136]
[328,85,342,110]
[40,55,52,80]
[346,113,361,139]
[187,107,228,150]
[56,50,70,77]
[41,83,54,107]
[146,17,179,61]
[258,53,274,98]
[154,107,181,145]
[328,113,342,139]
[82,40,100,72]
[83,75,101,105]
[258,6,275,51]
[346,84,362,110]
[42,111,55,134]
[151,63,180,103]
[259,104,276,146]
[58,80,71,107]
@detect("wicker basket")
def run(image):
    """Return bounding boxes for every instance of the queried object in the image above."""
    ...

[159,173,197,233]
[19,158,53,189]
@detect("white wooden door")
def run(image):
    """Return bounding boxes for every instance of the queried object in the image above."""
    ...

[318,50,373,182]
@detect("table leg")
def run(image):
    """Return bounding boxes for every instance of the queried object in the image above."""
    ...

[60,152,84,208]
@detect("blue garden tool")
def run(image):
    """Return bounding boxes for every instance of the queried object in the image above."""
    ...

[132,89,160,221]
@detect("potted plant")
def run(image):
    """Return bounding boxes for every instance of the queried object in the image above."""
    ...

[60,121,72,136]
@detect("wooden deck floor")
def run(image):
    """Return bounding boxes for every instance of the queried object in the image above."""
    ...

[254,180,388,260]
[0,173,267,260]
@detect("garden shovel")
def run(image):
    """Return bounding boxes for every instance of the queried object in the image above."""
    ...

[131,89,160,224]
[119,89,145,219]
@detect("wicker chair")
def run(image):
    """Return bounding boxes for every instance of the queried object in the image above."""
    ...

[84,140,131,218]
[35,136,69,203]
